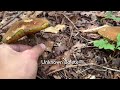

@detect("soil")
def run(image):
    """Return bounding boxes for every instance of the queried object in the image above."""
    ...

[1,11,120,79]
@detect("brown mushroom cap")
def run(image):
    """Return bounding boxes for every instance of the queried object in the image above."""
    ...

[2,18,50,43]
[98,26,120,42]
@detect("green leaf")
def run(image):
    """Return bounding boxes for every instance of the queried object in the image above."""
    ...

[113,17,120,22]
[117,41,120,48]
[105,11,113,18]
[93,40,100,47]
[117,34,120,41]
[93,39,115,51]
[93,39,106,48]
[104,39,109,43]
[116,34,120,47]
[93,33,120,51]
[117,47,120,50]
[104,44,115,51]
[105,11,120,22]
[99,45,104,49]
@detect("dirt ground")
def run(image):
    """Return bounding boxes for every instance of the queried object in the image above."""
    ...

[1,11,120,79]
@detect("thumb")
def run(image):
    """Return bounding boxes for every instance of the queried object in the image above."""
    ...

[23,43,46,60]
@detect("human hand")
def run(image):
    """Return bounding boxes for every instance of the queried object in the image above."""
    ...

[0,43,46,79]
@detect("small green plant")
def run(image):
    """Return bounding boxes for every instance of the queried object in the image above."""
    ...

[93,34,120,51]
[104,11,120,22]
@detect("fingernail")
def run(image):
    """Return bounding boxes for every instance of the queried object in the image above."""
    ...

[39,43,46,49]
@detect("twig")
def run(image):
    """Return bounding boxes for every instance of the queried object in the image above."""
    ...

[95,64,120,73]
[47,63,95,75]
[0,11,23,29]
[47,61,120,75]
[61,13,75,43]
[68,27,73,43]
[61,13,78,30]
[80,68,92,73]
[90,67,107,72]
[61,13,91,42]
[36,75,42,79]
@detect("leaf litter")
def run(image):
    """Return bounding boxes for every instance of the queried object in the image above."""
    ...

[1,11,120,79]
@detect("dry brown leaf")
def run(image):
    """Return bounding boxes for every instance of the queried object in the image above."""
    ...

[30,11,43,18]
[53,75,61,79]
[44,40,54,52]
[19,11,33,20]
[85,74,92,79]
[115,11,120,17]
[55,45,67,55]
[42,24,66,33]
[48,11,56,16]
[71,71,78,78]
[70,42,86,52]
[113,73,120,79]
[0,19,7,25]
[70,15,79,23]
[47,64,65,74]
[96,11,105,17]
[90,75,96,79]
[63,42,86,60]
[46,42,86,75]
[87,33,100,39]
[63,50,71,61]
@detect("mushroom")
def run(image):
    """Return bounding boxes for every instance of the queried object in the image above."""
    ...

[2,18,50,44]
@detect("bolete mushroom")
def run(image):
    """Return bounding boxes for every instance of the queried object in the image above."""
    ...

[2,18,50,44]
[98,26,120,42]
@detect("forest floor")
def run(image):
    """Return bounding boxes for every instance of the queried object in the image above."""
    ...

[1,11,120,79]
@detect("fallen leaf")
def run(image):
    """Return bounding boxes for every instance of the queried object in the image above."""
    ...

[71,42,86,52]
[46,42,86,75]
[70,15,79,23]
[53,75,61,79]
[112,58,120,67]
[42,52,49,58]
[19,11,33,19]
[47,64,65,74]
[71,71,78,78]
[115,11,120,17]
[91,14,97,21]
[44,40,54,52]
[42,24,66,33]
[55,45,67,55]
[30,11,43,18]
[63,50,71,61]
[96,11,105,17]
[113,73,120,79]
[90,75,96,79]
[48,11,56,16]
[85,74,94,79]
[80,11,93,16]
[87,33,100,39]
